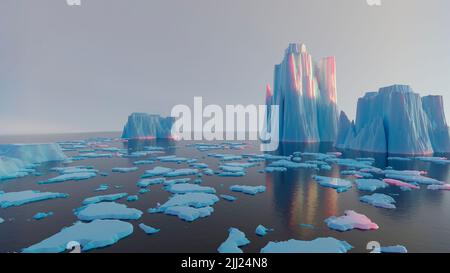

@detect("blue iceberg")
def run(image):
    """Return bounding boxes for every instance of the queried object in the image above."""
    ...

[121,113,174,139]
[217,228,250,253]
[260,237,352,253]
[75,202,143,221]
[230,185,266,195]
[22,219,133,253]
[360,193,396,209]
[0,190,68,208]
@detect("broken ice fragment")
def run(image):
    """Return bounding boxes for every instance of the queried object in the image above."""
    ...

[33,212,54,220]
[255,225,273,236]
[260,237,352,253]
[379,245,408,253]
[219,165,245,173]
[0,190,68,208]
[75,202,142,221]
[203,168,214,176]
[156,192,219,211]
[299,223,315,229]
[312,175,352,193]
[325,210,379,232]
[112,167,138,173]
[269,160,318,169]
[163,168,199,177]
[217,171,246,177]
[230,185,266,195]
[127,195,139,202]
[137,178,165,188]
[163,178,191,186]
[164,206,214,222]
[95,184,109,192]
[139,189,150,194]
[384,170,443,185]
[22,219,133,253]
[82,193,128,205]
[141,166,173,178]
[133,160,155,165]
[217,228,250,253]
[139,223,160,234]
[355,179,388,192]
[262,166,287,173]
[383,178,420,190]
[220,194,237,202]
[360,193,396,209]
[165,183,216,194]
[39,172,97,184]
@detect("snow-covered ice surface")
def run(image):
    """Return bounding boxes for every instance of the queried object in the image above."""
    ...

[260,237,353,253]
[217,228,250,253]
[22,220,133,253]
[325,210,379,232]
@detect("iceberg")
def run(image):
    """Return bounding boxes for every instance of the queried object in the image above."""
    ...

[355,179,388,192]
[312,175,352,193]
[121,112,174,139]
[260,237,352,253]
[33,212,54,220]
[165,183,216,194]
[139,223,160,234]
[0,190,68,208]
[325,210,379,232]
[22,219,133,253]
[336,85,450,154]
[75,202,143,221]
[265,43,338,143]
[255,225,273,237]
[230,185,266,195]
[360,193,396,209]
[217,228,250,253]
[82,193,128,205]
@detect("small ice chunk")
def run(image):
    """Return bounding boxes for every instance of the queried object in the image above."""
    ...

[39,172,96,184]
[141,166,173,178]
[230,185,266,195]
[260,237,352,253]
[299,223,315,229]
[0,217,4,224]
[82,193,128,205]
[220,194,237,201]
[383,178,420,190]
[203,168,215,176]
[355,179,388,192]
[312,175,352,193]
[164,206,213,222]
[133,160,155,165]
[223,162,258,168]
[75,202,143,221]
[190,163,209,169]
[112,167,138,173]
[33,212,54,220]
[341,170,373,179]
[269,160,317,169]
[360,193,396,209]
[217,171,246,177]
[164,168,199,177]
[95,184,109,192]
[0,190,68,208]
[139,189,150,194]
[80,153,113,158]
[154,192,219,212]
[262,166,287,173]
[255,225,273,236]
[325,210,379,232]
[384,170,443,185]
[22,219,133,253]
[219,165,245,173]
[165,183,216,194]
[388,157,412,161]
[217,228,250,253]
[139,223,160,234]
[137,178,165,188]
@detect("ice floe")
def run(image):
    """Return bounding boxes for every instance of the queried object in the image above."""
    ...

[427,184,450,191]
[22,219,133,253]
[262,166,288,173]
[220,194,237,201]
[255,225,273,236]
[164,168,199,177]
[355,179,388,192]
[312,175,352,193]
[133,160,155,165]
[75,202,142,221]
[325,210,379,232]
[95,184,109,191]
[0,190,68,208]
[165,183,216,194]
[360,193,396,209]
[217,228,250,253]
[230,185,266,195]
[112,167,138,173]
[33,212,54,220]
[127,195,139,202]
[139,223,160,234]
[39,172,97,184]
[164,206,214,222]
[269,160,318,169]
[137,178,165,188]
[141,167,173,178]
[260,237,352,253]
[163,178,191,186]
[217,171,246,177]
[383,178,420,190]
[384,170,443,185]
[82,193,128,205]
[153,192,219,211]
[415,157,450,165]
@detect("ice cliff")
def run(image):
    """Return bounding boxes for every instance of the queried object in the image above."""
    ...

[265,43,338,142]
[121,113,174,139]
[336,85,450,155]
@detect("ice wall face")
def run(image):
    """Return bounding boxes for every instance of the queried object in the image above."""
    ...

[337,85,450,155]
[266,43,338,143]
[121,113,174,139]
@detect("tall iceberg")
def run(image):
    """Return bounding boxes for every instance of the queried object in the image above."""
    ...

[121,113,174,139]
[265,43,338,143]
[336,85,450,155]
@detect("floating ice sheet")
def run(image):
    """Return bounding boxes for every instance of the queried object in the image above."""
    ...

[164,206,214,222]
[355,179,388,192]
[39,172,97,184]
[384,170,443,185]
[165,183,216,194]
[217,171,246,177]
[230,185,266,195]
[137,178,165,188]
[262,166,287,173]
[164,168,199,177]
[217,228,250,253]
[127,195,139,202]
[427,184,450,191]
[0,190,68,208]
[383,178,420,190]
[220,194,237,202]
[155,192,219,211]
[269,160,318,169]
[325,210,378,232]
[22,219,133,253]
[82,193,128,205]
[260,237,352,253]
[141,167,173,178]
[312,175,352,193]
[33,212,54,220]
[360,193,396,209]
[75,202,142,221]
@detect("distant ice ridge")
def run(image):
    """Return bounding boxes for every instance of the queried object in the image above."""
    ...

[336,85,450,155]
[265,43,338,143]
[0,143,67,180]
[121,112,174,139]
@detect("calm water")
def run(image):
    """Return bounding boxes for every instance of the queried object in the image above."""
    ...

[0,132,449,253]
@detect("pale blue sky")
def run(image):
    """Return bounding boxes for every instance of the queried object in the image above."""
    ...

[1,0,449,135]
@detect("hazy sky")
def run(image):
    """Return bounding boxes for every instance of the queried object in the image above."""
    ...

[1,0,449,135]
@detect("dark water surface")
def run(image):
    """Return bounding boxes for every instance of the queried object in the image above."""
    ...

[0,132,449,253]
